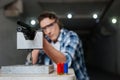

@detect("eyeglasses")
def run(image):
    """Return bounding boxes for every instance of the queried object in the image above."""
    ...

[41,20,57,32]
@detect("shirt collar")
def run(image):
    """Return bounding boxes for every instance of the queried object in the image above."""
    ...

[57,28,65,42]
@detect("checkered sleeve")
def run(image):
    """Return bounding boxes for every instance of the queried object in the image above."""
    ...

[61,31,79,67]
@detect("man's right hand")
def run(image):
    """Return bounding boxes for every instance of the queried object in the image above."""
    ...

[32,49,40,64]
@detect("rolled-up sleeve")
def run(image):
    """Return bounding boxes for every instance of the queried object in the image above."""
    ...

[60,31,79,67]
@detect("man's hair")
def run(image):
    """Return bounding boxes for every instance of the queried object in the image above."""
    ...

[38,11,63,29]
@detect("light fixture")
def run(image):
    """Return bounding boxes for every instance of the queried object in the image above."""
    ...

[67,13,72,19]
[93,13,98,19]
[30,19,36,25]
[111,18,117,24]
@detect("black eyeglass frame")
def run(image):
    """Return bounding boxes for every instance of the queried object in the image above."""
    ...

[41,19,57,31]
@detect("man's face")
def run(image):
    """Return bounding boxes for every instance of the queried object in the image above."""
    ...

[40,18,60,42]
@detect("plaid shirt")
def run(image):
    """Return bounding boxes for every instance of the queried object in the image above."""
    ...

[38,28,89,80]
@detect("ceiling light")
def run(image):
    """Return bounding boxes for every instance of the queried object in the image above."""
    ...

[67,13,72,19]
[30,20,36,25]
[93,13,98,19]
[112,18,117,24]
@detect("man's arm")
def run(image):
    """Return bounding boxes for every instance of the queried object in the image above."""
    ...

[32,49,40,64]
[43,38,66,64]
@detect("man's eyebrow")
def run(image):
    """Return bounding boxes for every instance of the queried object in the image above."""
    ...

[43,20,56,28]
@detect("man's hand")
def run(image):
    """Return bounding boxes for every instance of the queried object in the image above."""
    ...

[32,49,40,64]
[43,37,66,64]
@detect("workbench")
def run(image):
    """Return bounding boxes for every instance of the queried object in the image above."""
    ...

[0,66,76,80]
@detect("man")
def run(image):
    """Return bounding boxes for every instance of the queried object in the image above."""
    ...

[32,11,89,80]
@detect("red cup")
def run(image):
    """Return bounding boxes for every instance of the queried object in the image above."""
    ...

[57,63,61,75]
[57,63,64,75]
[61,63,64,74]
